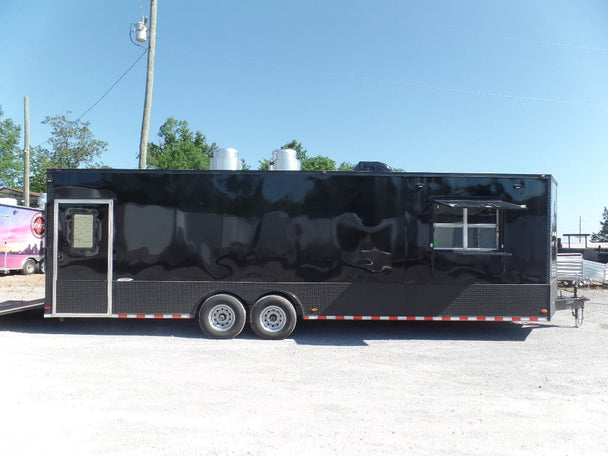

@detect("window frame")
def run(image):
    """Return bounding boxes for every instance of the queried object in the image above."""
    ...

[433,206,499,251]
[63,207,102,257]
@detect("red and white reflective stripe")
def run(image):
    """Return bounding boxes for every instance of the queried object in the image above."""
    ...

[113,313,193,319]
[304,315,546,322]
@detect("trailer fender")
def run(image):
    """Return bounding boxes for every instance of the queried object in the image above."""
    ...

[269,291,304,318]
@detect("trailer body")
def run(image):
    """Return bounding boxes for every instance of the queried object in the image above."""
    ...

[0,203,45,274]
[44,168,559,338]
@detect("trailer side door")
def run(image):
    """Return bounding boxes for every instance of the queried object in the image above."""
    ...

[52,199,113,316]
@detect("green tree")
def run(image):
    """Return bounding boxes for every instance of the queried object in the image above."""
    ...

[282,139,308,161]
[147,117,217,169]
[337,161,355,171]
[258,157,271,170]
[30,113,107,192]
[301,155,336,171]
[0,107,22,188]
[591,207,608,242]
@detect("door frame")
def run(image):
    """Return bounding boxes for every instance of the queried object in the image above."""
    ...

[52,199,114,317]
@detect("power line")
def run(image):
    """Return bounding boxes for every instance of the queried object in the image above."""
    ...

[31,50,147,150]
[260,0,608,53]
[77,49,148,121]
[29,49,147,151]
[171,46,607,109]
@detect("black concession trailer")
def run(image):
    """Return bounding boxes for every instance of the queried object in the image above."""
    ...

[41,167,578,339]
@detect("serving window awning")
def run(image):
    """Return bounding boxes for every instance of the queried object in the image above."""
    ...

[434,199,527,210]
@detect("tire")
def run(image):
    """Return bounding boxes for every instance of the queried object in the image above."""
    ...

[21,259,36,275]
[198,294,246,339]
[37,259,46,274]
[250,294,297,340]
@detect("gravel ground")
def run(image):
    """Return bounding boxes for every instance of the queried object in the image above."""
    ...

[0,272,44,300]
[1,274,607,456]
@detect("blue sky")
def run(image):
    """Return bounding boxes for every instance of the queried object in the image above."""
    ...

[1,0,607,238]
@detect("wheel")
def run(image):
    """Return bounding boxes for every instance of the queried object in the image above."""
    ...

[198,294,246,339]
[250,294,297,340]
[21,259,36,275]
[37,258,46,274]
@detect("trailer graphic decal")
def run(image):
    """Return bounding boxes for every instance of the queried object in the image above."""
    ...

[31,213,45,238]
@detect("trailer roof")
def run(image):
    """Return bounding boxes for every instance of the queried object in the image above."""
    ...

[48,168,555,181]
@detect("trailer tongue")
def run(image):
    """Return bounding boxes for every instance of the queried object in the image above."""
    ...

[555,287,588,327]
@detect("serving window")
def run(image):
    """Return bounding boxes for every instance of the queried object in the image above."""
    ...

[432,199,526,252]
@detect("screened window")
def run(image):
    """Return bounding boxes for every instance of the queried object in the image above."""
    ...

[433,203,498,251]
[72,213,95,249]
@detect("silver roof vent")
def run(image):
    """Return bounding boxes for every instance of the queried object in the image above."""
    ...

[210,148,242,171]
[269,148,300,171]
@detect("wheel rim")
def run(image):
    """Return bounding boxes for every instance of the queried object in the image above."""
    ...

[208,304,236,331]
[259,305,287,332]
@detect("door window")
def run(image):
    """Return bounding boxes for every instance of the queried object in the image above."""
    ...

[63,208,102,256]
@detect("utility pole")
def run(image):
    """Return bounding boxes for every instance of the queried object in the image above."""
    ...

[138,0,157,169]
[23,96,30,207]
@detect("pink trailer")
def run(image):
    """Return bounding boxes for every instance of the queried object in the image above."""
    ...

[0,203,45,274]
